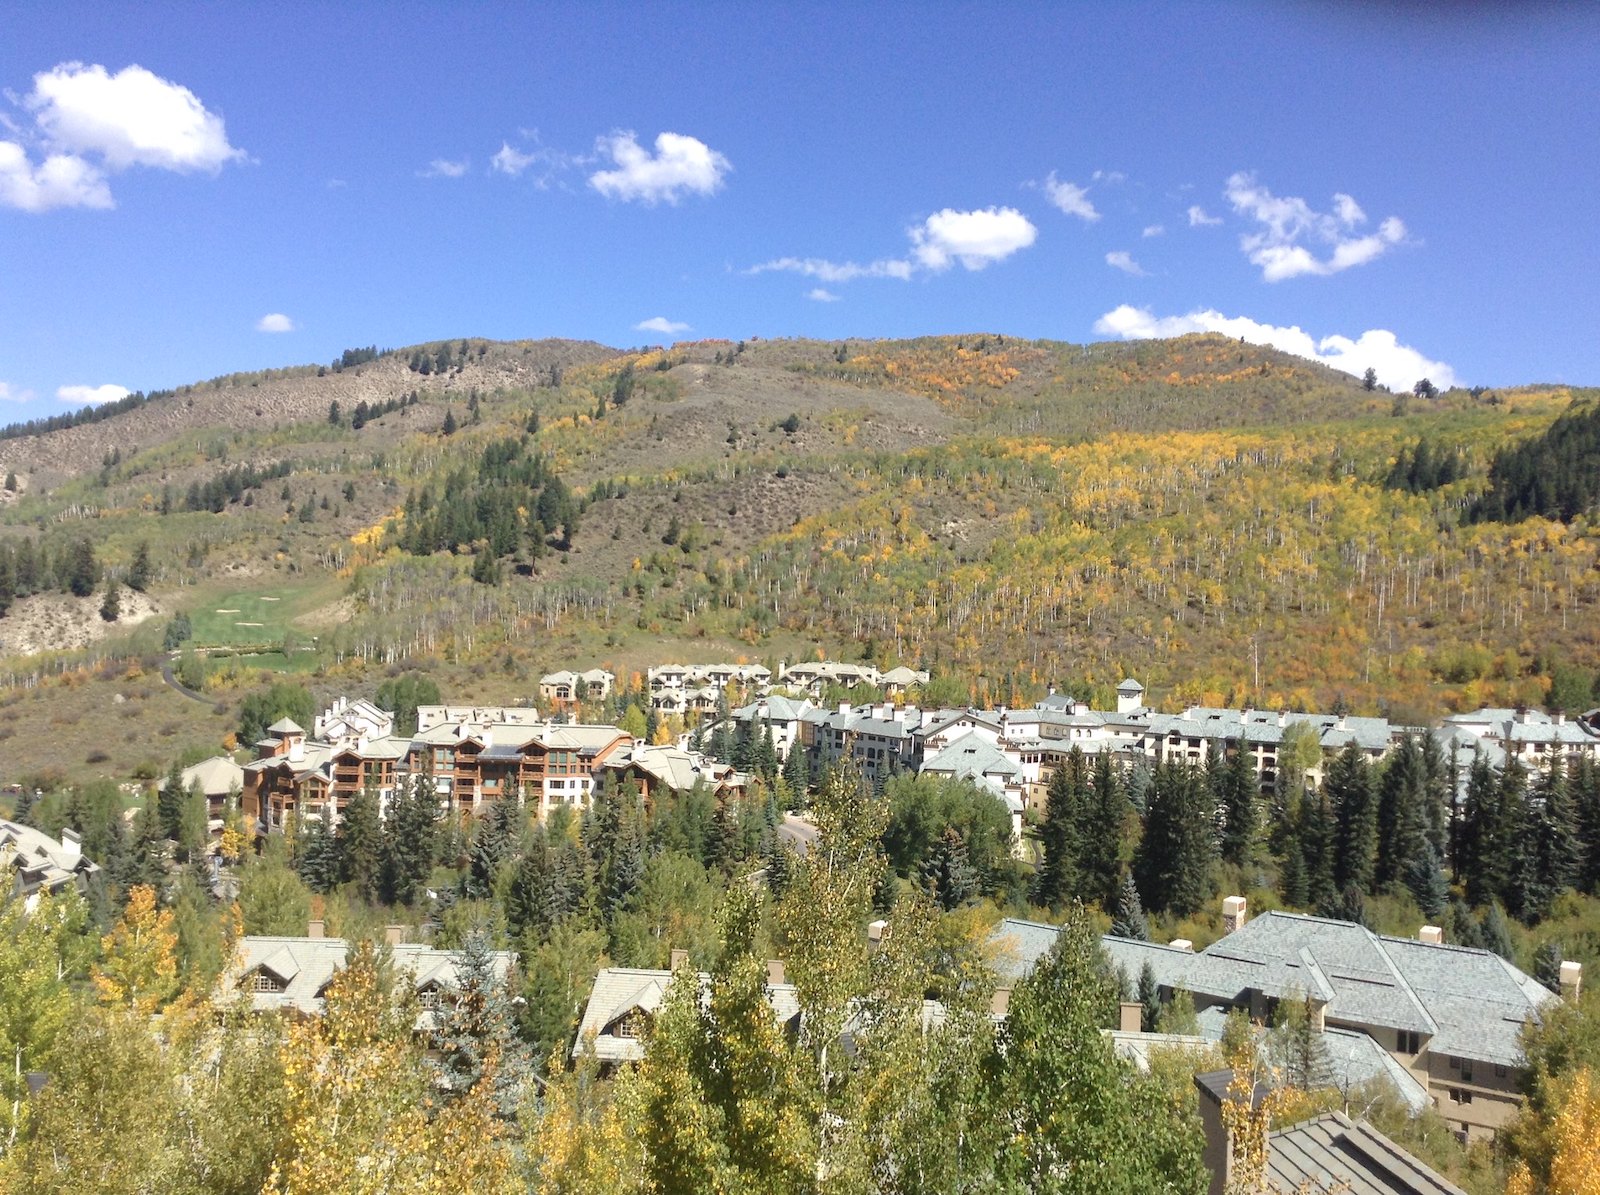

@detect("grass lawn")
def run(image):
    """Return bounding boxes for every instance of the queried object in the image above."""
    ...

[188,589,304,647]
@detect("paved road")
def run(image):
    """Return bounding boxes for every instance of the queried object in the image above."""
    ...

[160,656,212,705]
[779,813,820,855]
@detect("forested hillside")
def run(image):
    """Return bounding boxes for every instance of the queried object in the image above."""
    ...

[1,333,1598,785]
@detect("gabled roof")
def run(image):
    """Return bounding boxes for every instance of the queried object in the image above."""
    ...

[266,717,305,734]
[181,755,244,796]
[1266,1112,1466,1195]
[921,733,1020,780]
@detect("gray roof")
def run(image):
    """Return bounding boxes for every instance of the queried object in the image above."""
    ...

[996,910,1554,1070]
[577,966,801,1064]
[0,820,99,898]
[181,755,244,796]
[1196,912,1436,1035]
[226,935,514,1029]
[1265,1112,1466,1195]
[920,733,1020,780]
[266,717,304,734]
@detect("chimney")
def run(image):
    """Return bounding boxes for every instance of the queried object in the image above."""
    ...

[288,738,304,763]
[1561,960,1583,1003]
[307,919,325,939]
[867,918,889,943]
[1309,998,1327,1032]
[766,959,786,986]
[1222,895,1248,934]
[1170,938,1194,953]
[384,924,406,946]
[838,701,851,716]
[1119,1001,1144,1033]
[58,827,82,867]
[1418,925,1444,945]
[670,948,688,971]
[1194,1071,1237,1195]
[991,987,1012,1017]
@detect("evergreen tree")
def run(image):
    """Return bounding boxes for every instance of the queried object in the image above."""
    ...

[336,782,384,902]
[382,775,438,905]
[1576,757,1600,894]
[127,541,151,593]
[1219,742,1259,868]
[99,577,121,622]
[1135,761,1215,916]
[1481,902,1515,961]
[781,741,808,799]
[1033,752,1083,908]
[506,825,583,940]
[464,795,520,900]
[1460,754,1509,908]
[1109,871,1149,941]
[1326,741,1377,894]
[1280,840,1309,907]
[1404,842,1450,920]
[1375,735,1428,891]
[296,806,341,893]
[1534,940,1564,994]
[921,827,977,911]
[1137,960,1161,1032]
[66,537,97,598]
[1529,759,1581,920]
[1077,753,1126,908]
[1299,788,1338,911]
[156,761,187,843]
[432,928,531,1118]
[0,549,12,619]
[1269,990,1333,1091]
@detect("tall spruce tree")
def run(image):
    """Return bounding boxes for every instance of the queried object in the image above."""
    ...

[1219,741,1259,868]
[1033,751,1084,908]
[1460,754,1509,908]
[1326,741,1377,895]
[1134,761,1215,916]
[381,775,438,905]
[1375,735,1428,892]
[1077,753,1126,908]
[432,928,531,1118]
[336,781,384,902]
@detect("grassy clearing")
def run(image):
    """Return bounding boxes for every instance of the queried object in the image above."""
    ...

[186,584,332,647]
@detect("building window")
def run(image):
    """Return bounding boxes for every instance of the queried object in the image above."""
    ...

[1448,1088,1474,1105]
[1399,1030,1421,1055]
[1495,1063,1508,1079]
[248,970,286,994]
[1461,1063,1473,1083]
[418,986,447,1010]
[1449,1055,1461,1071]
[613,1010,647,1039]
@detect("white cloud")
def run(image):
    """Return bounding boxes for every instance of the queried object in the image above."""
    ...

[1092,169,1126,184]
[589,131,729,204]
[255,312,295,333]
[748,256,913,283]
[910,206,1037,271]
[0,382,36,403]
[491,142,537,176]
[634,316,690,335]
[1187,205,1222,227]
[1092,304,1457,392]
[1224,172,1407,281]
[57,382,130,405]
[420,158,468,179]
[1042,172,1099,222]
[0,61,242,212]
[806,287,841,302]
[1142,224,1165,238]
[27,62,243,173]
[1105,250,1146,277]
[0,140,111,211]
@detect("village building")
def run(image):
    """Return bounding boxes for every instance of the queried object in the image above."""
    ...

[0,820,98,905]
[539,668,616,708]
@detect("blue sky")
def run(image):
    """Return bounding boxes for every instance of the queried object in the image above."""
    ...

[3,2,1598,418]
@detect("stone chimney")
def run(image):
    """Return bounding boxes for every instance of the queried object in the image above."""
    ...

[1561,960,1583,1003]
[1222,895,1248,934]
[1119,1001,1144,1033]
[838,701,851,716]
[1170,938,1194,953]
[670,948,688,970]
[307,919,325,940]
[288,737,304,764]
[384,924,406,946]
[867,918,889,943]
[766,959,787,986]
[1418,925,1444,945]
[58,827,82,868]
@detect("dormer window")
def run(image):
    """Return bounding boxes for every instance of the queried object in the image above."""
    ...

[245,968,287,994]
[417,984,450,1010]
[612,1009,650,1039]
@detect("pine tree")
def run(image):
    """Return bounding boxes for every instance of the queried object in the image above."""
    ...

[1135,761,1216,917]
[1033,752,1083,908]
[99,577,121,622]
[1326,741,1377,894]
[1269,990,1332,1091]
[1077,753,1126,908]
[1299,790,1337,910]
[157,760,187,842]
[127,541,151,593]
[382,775,438,905]
[1404,842,1450,920]
[1137,960,1161,1032]
[464,796,519,900]
[1534,940,1564,994]
[1532,760,1581,918]
[0,549,12,619]
[432,928,531,1118]
[1460,754,1509,908]
[1376,735,1428,892]
[296,806,341,893]
[1481,902,1515,960]
[336,782,384,901]
[781,741,808,799]
[922,827,977,911]
[1109,871,1149,940]
[1576,757,1600,894]
[1219,742,1259,868]
[66,537,97,598]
